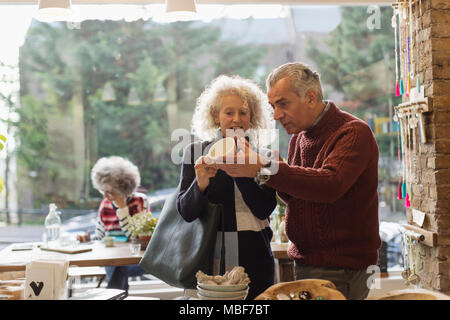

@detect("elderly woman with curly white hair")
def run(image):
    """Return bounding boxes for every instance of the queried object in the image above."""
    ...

[90,156,150,293]
[176,75,277,300]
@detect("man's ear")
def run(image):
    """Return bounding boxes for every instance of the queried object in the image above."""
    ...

[305,89,318,106]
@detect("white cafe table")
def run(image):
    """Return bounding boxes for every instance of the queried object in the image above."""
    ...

[0,241,143,272]
[0,241,292,283]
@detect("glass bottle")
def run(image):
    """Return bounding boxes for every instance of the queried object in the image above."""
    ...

[45,203,61,243]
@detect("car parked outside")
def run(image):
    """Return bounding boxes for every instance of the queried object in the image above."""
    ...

[61,187,177,236]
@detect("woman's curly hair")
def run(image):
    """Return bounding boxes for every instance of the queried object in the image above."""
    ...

[191,75,275,147]
[91,156,141,198]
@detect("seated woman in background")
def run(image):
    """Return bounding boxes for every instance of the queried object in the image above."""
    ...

[176,75,277,300]
[89,156,149,293]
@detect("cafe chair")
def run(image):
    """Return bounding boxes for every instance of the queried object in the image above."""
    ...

[67,266,107,297]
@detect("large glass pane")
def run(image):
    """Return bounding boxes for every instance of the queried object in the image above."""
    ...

[0,4,403,270]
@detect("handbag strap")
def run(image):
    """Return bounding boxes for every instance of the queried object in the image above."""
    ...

[220,205,225,275]
[195,141,226,275]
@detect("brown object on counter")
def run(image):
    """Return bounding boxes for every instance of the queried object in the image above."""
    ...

[254,279,346,300]
[77,232,91,243]
[367,289,450,300]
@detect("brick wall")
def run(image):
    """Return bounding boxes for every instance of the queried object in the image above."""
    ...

[400,0,450,294]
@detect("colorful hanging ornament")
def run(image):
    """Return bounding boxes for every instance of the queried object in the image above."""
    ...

[406,112,413,201]
[402,181,407,199]
[410,112,419,186]
[416,109,424,184]
[395,113,403,199]
[405,192,411,207]
[400,115,408,199]
[398,4,405,97]
[393,11,401,97]
[416,0,422,93]
[404,113,411,200]
[411,239,420,285]
[397,180,403,199]
[406,35,411,98]
[409,0,414,82]
[401,231,410,281]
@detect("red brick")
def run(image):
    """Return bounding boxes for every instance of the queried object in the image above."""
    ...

[422,9,432,28]
[435,183,450,200]
[433,64,450,79]
[432,38,450,52]
[438,235,450,245]
[428,124,450,139]
[435,169,450,184]
[431,0,450,9]
[431,9,450,24]
[433,275,450,291]
[418,27,432,43]
[431,96,450,110]
[435,139,450,153]
[429,185,438,200]
[435,155,450,168]
[431,23,450,38]
[430,80,450,97]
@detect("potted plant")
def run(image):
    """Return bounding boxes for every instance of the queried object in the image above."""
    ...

[128,212,158,250]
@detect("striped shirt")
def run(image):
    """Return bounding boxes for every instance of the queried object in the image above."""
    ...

[94,192,150,240]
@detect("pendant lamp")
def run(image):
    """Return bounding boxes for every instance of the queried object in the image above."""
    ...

[165,0,198,22]
[127,87,141,106]
[36,0,73,22]
[102,82,116,102]
[154,84,167,102]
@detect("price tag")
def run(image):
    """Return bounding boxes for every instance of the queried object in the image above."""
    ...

[412,209,425,227]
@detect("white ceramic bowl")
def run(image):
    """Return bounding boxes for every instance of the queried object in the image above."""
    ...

[197,291,248,300]
[197,285,248,298]
[197,282,248,292]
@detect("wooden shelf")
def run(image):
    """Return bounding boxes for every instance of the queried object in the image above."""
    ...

[394,97,432,114]
[402,224,437,247]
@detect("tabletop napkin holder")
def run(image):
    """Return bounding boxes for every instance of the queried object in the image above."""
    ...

[24,259,69,300]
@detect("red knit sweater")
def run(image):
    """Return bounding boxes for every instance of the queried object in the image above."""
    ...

[267,102,381,269]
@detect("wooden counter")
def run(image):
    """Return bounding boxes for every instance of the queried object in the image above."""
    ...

[270,242,294,283]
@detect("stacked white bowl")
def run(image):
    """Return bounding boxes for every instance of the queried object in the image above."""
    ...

[196,282,249,300]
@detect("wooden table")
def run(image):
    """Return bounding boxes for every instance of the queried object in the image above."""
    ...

[270,242,294,283]
[0,241,143,272]
[1,241,293,283]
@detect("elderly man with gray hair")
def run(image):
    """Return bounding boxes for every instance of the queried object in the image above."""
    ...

[217,62,382,300]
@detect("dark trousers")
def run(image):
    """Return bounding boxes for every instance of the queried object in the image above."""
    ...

[105,265,146,292]
[242,257,275,300]
[294,261,371,300]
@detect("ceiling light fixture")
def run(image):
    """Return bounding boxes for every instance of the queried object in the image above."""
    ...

[165,0,198,23]
[35,0,73,22]
[127,87,141,106]
[102,81,116,102]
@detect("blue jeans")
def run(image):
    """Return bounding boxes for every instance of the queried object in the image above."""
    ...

[105,265,145,292]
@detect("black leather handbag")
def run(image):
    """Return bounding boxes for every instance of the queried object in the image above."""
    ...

[139,185,225,289]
